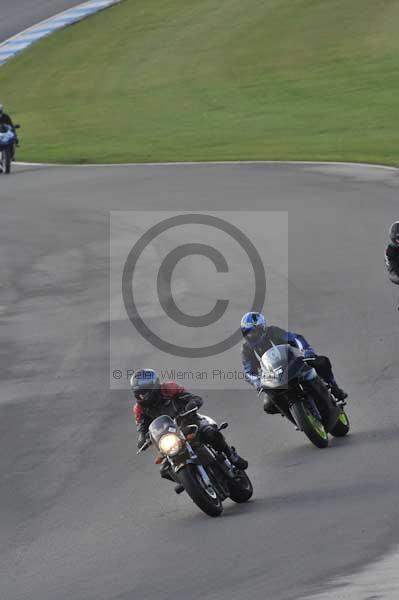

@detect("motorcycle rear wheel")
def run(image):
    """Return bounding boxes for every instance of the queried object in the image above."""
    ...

[330,410,350,437]
[228,472,253,503]
[291,400,329,448]
[177,464,223,517]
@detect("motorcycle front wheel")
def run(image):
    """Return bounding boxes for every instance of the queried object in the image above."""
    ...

[291,400,329,448]
[2,148,11,174]
[177,464,223,517]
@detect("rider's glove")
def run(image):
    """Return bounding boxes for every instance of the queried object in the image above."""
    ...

[245,372,261,389]
[137,432,148,450]
[303,348,315,359]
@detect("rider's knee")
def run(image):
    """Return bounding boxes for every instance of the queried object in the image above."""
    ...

[200,423,219,444]
[312,355,333,380]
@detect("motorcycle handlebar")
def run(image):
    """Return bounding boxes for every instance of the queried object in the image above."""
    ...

[178,406,199,418]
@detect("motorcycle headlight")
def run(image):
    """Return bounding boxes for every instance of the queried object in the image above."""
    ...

[263,368,283,381]
[262,367,284,385]
[158,433,183,456]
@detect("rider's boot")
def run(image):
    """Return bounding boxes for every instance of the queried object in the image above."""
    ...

[330,382,348,402]
[227,446,248,471]
[203,425,248,470]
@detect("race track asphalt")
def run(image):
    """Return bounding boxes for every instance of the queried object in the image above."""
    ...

[1,162,399,600]
[0,0,83,42]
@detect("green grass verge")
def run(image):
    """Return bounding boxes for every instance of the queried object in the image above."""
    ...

[0,0,398,164]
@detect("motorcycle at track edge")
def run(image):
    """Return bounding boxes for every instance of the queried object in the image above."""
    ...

[0,124,20,175]
[137,407,253,517]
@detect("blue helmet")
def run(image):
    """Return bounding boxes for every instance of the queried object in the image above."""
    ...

[130,368,160,407]
[240,312,267,343]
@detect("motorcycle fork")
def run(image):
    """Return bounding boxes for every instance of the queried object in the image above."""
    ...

[194,447,230,499]
[206,463,229,499]
[272,389,299,425]
[304,380,339,431]
[170,442,196,474]
[286,384,322,430]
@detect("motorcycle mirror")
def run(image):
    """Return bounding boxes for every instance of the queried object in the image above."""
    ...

[218,422,228,431]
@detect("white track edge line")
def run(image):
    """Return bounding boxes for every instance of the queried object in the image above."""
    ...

[15,160,398,171]
[0,0,122,53]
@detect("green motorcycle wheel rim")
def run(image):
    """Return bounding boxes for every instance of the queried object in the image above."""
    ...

[305,409,328,440]
[338,412,349,426]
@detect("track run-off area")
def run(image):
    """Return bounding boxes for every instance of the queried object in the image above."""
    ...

[2,3,399,600]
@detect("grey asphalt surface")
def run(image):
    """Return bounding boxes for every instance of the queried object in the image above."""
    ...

[0,0,83,42]
[1,162,399,600]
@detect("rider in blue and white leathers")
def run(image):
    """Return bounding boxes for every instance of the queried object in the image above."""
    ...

[240,312,347,414]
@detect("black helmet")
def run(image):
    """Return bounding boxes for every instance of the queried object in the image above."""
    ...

[389,222,399,247]
[240,311,267,344]
[130,369,160,407]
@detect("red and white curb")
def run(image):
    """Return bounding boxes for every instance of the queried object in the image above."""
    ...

[0,0,123,66]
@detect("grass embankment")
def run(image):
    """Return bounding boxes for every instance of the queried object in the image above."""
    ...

[0,0,398,164]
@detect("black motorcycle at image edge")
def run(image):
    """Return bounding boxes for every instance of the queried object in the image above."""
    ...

[258,344,350,448]
[137,407,253,517]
